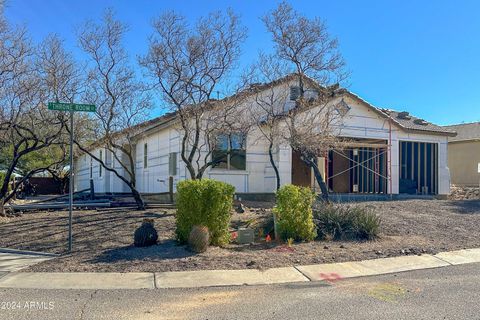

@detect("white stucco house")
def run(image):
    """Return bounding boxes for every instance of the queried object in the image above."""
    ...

[74,75,456,199]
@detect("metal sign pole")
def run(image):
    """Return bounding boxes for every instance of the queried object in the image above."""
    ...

[68,110,74,253]
[47,102,96,253]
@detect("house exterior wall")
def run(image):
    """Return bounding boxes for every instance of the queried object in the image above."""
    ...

[74,150,130,193]
[448,140,480,186]
[317,96,450,195]
[74,86,451,196]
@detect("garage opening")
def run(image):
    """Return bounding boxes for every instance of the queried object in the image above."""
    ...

[399,141,438,195]
[327,139,389,194]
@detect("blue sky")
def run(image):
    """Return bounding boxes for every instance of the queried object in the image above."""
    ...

[4,0,480,125]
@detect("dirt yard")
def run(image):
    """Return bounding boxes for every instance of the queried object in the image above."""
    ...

[0,199,479,272]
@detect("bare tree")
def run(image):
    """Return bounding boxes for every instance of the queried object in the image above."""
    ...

[0,27,72,212]
[262,1,348,199]
[262,1,347,90]
[77,10,151,209]
[282,81,347,199]
[140,9,248,179]
[245,54,292,190]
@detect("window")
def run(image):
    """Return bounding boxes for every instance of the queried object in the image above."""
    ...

[212,133,246,170]
[169,152,177,176]
[290,86,301,101]
[144,143,148,168]
[99,150,103,177]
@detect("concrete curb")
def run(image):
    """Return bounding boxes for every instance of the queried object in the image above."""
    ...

[0,248,479,290]
[0,247,60,257]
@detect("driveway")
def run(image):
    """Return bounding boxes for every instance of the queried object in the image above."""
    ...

[0,250,54,273]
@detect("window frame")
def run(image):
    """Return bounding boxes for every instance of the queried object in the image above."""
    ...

[289,85,301,101]
[90,157,93,179]
[143,143,148,169]
[99,150,103,177]
[169,152,177,176]
[211,133,247,171]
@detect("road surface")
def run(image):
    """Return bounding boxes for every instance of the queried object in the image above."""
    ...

[1,262,479,319]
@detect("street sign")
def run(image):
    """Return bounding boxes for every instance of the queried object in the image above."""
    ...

[48,101,96,253]
[48,102,96,112]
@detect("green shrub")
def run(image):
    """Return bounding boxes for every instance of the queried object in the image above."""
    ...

[273,184,317,241]
[314,204,380,240]
[188,225,210,253]
[176,179,235,246]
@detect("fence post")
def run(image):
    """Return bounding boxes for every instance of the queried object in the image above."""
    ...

[169,176,174,203]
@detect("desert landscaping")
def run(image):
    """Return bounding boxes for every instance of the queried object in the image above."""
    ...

[0,199,479,273]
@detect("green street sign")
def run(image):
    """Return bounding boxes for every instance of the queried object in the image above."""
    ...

[48,102,96,112]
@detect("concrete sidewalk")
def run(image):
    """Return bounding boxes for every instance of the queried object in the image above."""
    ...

[0,250,54,272]
[0,248,479,290]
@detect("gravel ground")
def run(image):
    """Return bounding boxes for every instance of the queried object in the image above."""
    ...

[0,199,479,272]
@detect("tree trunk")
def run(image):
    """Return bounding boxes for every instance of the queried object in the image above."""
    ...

[302,155,329,202]
[131,187,145,210]
[268,141,281,190]
[0,198,4,217]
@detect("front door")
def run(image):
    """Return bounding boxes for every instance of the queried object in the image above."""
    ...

[291,150,311,187]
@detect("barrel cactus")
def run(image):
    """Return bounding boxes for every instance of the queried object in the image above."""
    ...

[188,225,210,253]
[134,218,158,247]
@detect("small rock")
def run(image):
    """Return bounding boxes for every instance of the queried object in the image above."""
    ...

[235,203,246,213]
[295,259,300,263]
[323,245,329,250]
[339,245,345,249]
[246,260,256,267]
[375,250,383,255]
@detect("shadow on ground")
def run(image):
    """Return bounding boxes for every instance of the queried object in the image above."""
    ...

[445,200,480,214]
[89,239,195,263]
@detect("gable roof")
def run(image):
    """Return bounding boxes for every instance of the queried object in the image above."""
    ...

[343,92,456,137]
[81,74,457,154]
[139,74,456,138]
[442,122,480,142]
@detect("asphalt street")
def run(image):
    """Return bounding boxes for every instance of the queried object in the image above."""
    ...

[1,262,479,320]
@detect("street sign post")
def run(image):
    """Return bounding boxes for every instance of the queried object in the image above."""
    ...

[48,102,96,252]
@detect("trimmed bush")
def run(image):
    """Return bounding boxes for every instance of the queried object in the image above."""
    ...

[134,218,158,247]
[273,184,317,241]
[188,225,210,253]
[314,204,380,241]
[176,179,235,246]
